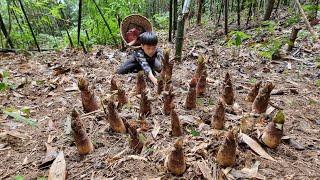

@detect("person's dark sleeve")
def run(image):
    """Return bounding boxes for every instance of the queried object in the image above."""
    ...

[135,50,152,75]
[155,48,164,63]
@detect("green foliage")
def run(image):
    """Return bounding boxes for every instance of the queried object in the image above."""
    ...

[14,175,24,180]
[0,71,15,91]
[256,39,282,59]
[187,126,200,137]
[249,78,257,84]
[196,98,205,106]
[37,177,46,180]
[2,107,37,126]
[316,79,320,88]
[0,0,149,50]
[153,12,169,29]
[261,21,277,33]
[227,31,251,47]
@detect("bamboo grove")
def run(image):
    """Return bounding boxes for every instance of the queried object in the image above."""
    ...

[0,0,318,52]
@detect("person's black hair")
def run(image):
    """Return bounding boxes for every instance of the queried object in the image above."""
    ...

[139,32,158,46]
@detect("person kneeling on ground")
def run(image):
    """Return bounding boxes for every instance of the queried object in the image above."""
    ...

[117,32,163,87]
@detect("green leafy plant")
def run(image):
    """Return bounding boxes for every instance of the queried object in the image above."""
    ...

[153,12,169,29]
[256,38,283,59]
[2,107,37,126]
[227,31,251,47]
[14,175,24,180]
[186,126,200,137]
[316,79,320,88]
[0,71,15,91]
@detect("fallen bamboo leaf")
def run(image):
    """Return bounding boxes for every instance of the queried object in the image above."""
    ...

[152,118,160,139]
[229,161,266,180]
[38,143,58,169]
[64,86,78,92]
[48,151,66,180]
[115,155,148,166]
[197,160,213,180]
[240,133,275,161]
[0,131,30,140]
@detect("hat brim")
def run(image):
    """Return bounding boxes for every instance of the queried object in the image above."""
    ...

[120,14,153,47]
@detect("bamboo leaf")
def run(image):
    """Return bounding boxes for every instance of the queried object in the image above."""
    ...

[240,133,275,161]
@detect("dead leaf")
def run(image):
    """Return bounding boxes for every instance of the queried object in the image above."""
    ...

[23,156,28,165]
[64,86,78,92]
[39,143,58,169]
[12,91,25,98]
[64,117,72,135]
[48,119,55,131]
[180,115,195,125]
[197,160,213,180]
[151,119,160,139]
[230,161,266,180]
[265,106,276,115]
[241,161,266,179]
[240,133,275,161]
[0,131,30,140]
[48,151,66,180]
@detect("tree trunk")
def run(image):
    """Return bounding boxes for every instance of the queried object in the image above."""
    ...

[224,0,228,35]
[175,0,191,61]
[18,0,40,52]
[0,12,14,48]
[197,0,204,25]
[263,0,275,21]
[169,0,173,42]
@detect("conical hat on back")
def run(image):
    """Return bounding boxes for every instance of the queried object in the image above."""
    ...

[120,14,153,47]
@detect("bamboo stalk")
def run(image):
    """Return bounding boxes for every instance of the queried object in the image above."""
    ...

[91,0,118,45]
[0,12,14,48]
[197,0,204,25]
[10,8,24,33]
[224,0,228,35]
[175,0,191,61]
[169,0,173,42]
[237,0,240,29]
[18,0,40,52]
[173,0,178,36]
[293,0,318,39]
[246,1,253,26]
[77,0,82,45]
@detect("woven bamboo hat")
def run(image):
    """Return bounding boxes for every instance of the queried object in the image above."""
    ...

[120,14,153,47]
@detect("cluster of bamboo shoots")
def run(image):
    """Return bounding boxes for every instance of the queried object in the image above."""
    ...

[72,62,284,175]
[185,55,207,110]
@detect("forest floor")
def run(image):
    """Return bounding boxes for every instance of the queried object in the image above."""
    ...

[0,19,320,180]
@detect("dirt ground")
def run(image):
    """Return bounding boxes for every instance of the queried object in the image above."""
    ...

[0,21,320,180]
